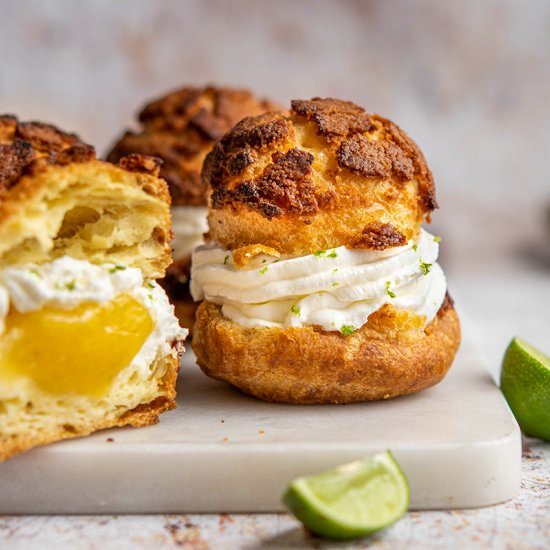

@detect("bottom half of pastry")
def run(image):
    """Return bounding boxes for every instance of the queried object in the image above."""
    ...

[0,350,181,462]
[192,294,460,404]
[0,262,186,461]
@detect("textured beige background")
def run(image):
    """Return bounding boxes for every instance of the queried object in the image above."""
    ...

[2,1,548,196]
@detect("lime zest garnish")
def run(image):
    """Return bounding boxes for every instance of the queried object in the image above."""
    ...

[340,325,356,336]
[291,304,300,316]
[419,259,432,275]
[385,281,396,298]
[65,280,76,291]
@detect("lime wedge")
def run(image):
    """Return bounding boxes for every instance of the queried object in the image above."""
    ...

[282,451,409,540]
[501,337,550,441]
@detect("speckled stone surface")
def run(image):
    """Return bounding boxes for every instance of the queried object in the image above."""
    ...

[0,440,548,549]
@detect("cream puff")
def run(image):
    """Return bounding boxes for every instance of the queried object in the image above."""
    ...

[0,116,187,460]
[107,86,279,332]
[191,98,460,404]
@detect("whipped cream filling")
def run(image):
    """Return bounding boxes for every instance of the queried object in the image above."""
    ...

[191,230,447,333]
[0,257,186,378]
[171,206,209,261]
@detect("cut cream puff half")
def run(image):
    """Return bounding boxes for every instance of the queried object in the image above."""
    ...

[0,116,187,460]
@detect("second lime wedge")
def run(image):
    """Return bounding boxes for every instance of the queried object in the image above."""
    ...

[501,337,550,441]
[282,451,409,540]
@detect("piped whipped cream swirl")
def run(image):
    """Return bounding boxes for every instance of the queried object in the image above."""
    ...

[191,230,447,333]
[171,206,209,261]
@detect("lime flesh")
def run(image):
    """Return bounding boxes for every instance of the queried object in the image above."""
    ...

[282,451,409,540]
[501,337,550,441]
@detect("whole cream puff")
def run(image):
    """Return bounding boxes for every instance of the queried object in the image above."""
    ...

[191,98,460,404]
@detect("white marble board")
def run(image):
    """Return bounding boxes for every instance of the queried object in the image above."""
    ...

[0,324,521,514]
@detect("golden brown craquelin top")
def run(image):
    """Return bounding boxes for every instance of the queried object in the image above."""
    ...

[0,115,94,192]
[203,98,437,255]
[107,86,280,206]
[0,115,161,195]
[0,115,172,278]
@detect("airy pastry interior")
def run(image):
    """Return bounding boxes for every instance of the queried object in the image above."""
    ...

[0,163,170,277]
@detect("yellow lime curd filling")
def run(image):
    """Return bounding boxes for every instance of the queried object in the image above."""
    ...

[0,294,153,398]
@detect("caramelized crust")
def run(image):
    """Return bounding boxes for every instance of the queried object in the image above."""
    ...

[203,98,437,255]
[0,115,163,194]
[107,86,280,206]
[211,147,321,219]
[291,98,376,138]
[0,115,90,193]
[192,295,460,404]
[354,221,408,249]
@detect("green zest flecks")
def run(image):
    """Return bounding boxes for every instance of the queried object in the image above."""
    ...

[419,259,432,275]
[314,249,338,258]
[340,325,356,336]
[64,280,76,291]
